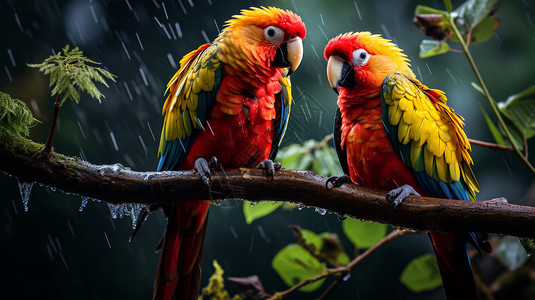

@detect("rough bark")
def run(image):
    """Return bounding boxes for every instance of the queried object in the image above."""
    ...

[1,137,534,238]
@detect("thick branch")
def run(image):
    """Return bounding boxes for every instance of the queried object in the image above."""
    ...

[1,137,535,238]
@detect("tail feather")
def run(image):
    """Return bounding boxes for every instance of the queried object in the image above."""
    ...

[154,203,209,300]
[429,232,480,300]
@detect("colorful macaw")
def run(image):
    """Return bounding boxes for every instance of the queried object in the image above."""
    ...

[324,32,488,299]
[153,7,305,300]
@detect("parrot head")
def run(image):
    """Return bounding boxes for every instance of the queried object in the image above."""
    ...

[324,32,414,97]
[217,6,306,75]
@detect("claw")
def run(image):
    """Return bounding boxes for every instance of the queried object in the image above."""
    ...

[257,159,281,180]
[386,184,420,210]
[194,157,216,187]
[325,174,353,189]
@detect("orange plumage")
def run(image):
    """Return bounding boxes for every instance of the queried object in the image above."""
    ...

[155,7,305,300]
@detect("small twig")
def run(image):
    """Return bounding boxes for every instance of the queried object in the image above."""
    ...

[315,275,345,300]
[268,230,415,300]
[43,93,62,154]
[448,14,535,174]
[468,138,514,152]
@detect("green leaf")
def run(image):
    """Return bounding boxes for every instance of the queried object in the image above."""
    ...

[243,201,283,224]
[498,85,535,139]
[519,238,535,255]
[470,16,499,44]
[275,142,314,171]
[272,244,327,292]
[342,218,388,249]
[300,229,323,250]
[27,44,116,105]
[443,0,453,13]
[400,254,442,292]
[419,40,450,58]
[453,0,498,30]
[478,103,506,146]
[414,5,448,17]
[312,146,343,177]
[495,237,529,271]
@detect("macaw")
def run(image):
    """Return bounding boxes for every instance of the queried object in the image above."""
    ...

[324,32,488,299]
[153,7,306,300]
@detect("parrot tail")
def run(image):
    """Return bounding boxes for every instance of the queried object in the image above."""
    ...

[153,201,210,300]
[429,232,480,300]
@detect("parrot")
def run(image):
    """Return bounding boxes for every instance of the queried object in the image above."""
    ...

[324,31,489,299]
[152,7,306,300]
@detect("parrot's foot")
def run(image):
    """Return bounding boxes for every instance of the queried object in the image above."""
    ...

[386,184,420,210]
[257,159,281,180]
[325,174,353,189]
[194,156,219,187]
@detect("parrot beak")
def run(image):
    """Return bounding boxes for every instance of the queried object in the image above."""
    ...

[327,56,343,94]
[327,56,355,94]
[272,37,303,75]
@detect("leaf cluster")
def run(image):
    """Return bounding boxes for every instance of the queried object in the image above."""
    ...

[414,0,499,58]
[27,45,116,104]
[0,91,39,138]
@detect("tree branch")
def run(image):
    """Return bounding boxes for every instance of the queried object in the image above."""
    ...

[2,137,535,238]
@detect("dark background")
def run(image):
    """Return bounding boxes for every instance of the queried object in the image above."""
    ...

[1,0,534,299]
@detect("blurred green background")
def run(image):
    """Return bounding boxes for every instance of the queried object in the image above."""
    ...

[1,0,534,299]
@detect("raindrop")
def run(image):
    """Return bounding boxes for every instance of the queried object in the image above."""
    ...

[175,23,183,38]
[201,30,210,43]
[135,32,144,50]
[121,41,131,60]
[18,180,34,212]
[104,232,111,248]
[109,131,119,151]
[354,1,362,21]
[343,273,351,281]
[297,203,304,210]
[79,197,89,212]
[162,1,168,20]
[124,81,133,101]
[177,0,187,14]
[319,13,324,25]
[147,121,156,141]
[108,203,119,219]
[229,226,238,239]
[315,207,327,216]
[124,0,133,11]
[425,62,432,75]
[7,49,15,67]
[4,66,13,82]
[77,121,86,140]
[138,135,148,155]
[139,67,148,86]
[249,201,257,207]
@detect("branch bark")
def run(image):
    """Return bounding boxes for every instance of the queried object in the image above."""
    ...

[2,137,535,238]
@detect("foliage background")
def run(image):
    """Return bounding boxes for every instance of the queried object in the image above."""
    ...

[0,0,534,299]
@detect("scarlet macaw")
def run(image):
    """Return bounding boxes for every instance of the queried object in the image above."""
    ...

[324,32,488,299]
[154,7,306,300]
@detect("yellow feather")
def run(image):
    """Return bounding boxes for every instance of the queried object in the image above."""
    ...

[410,141,424,172]
[449,160,460,181]
[435,154,450,183]
[398,119,410,144]
[389,105,402,126]
[402,105,414,125]
[424,146,434,179]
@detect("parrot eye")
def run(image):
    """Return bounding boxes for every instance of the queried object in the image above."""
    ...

[264,26,285,44]
[352,49,370,66]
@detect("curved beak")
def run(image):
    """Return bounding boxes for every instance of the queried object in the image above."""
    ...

[327,56,343,94]
[272,37,303,75]
[326,56,355,95]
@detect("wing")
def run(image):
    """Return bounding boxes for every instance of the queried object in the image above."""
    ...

[157,44,223,171]
[333,107,349,175]
[381,72,480,201]
[269,74,293,160]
